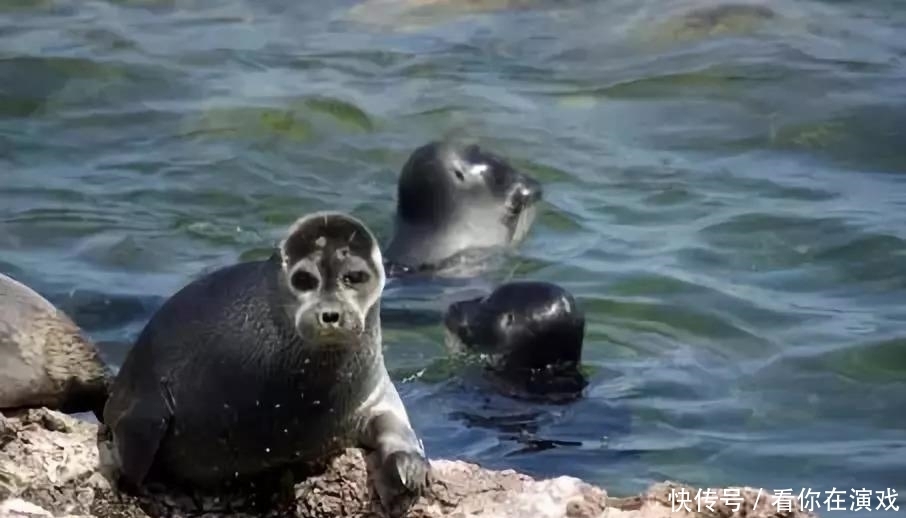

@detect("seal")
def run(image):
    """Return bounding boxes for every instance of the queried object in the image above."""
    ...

[0,272,110,418]
[384,141,542,277]
[443,281,587,400]
[102,211,430,515]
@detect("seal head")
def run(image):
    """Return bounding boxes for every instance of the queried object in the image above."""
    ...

[444,281,587,400]
[103,211,429,515]
[384,141,542,276]
[0,272,110,418]
[278,213,385,347]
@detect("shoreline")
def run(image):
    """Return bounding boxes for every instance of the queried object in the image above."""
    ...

[0,408,819,518]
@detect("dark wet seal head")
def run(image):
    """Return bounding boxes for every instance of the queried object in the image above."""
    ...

[278,211,385,346]
[397,141,542,226]
[443,281,587,398]
[385,140,543,272]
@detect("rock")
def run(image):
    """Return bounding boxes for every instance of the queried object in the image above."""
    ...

[0,409,820,518]
[343,0,542,33]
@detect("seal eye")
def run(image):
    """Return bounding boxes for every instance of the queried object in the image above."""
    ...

[453,168,465,182]
[290,270,318,292]
[343,270,370,286]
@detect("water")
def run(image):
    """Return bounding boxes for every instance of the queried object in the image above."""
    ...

[2,0,905,515]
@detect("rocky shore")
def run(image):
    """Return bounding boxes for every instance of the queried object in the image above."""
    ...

[0,408,818,518]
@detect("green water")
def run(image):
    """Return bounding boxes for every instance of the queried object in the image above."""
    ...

[2,0,905,515]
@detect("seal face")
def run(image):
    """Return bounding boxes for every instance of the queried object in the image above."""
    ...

[443,281,587,400]
[279,213,385,347]
[384,141,542,276]
[0,272,109,418]
[103,211,429,514]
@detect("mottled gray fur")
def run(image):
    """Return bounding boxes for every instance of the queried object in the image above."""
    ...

[0,272,109,418]
[103,212,428,515]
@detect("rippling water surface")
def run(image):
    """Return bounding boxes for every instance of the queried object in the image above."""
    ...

[2,0,905,515]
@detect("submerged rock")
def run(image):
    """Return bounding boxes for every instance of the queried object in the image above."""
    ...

[344,0,547,32]
[0,408,819,518]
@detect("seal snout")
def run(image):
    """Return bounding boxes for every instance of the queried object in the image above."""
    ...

[300,299,365,341]
[443,296,491,352]
[315,302,350,332]
[443,300,476,356]
[318,308,341,326]
[443,301,468,335]
[509,174,543,213]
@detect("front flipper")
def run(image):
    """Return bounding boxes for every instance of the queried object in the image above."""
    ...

[104,381,173,490]
[378,448,430,515]
[359,386,430,517]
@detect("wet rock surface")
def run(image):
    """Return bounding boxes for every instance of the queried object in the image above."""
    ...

[0,409,819,518]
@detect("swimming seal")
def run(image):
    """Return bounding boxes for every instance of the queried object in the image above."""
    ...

[443,281,587,400]
[0,272,110,418]
[384,141,542,277]
[103,211,430,514]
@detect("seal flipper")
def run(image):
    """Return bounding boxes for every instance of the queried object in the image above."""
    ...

[104,381,173,490]
[359,382,430,516]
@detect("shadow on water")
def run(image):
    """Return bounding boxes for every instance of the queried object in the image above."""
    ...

[394,358,636,479]
[379,266,500,328]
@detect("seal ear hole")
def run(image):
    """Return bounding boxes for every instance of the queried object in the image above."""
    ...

[290,270,319,292]
[343,270,370,286]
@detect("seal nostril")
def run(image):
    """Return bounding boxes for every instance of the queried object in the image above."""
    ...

[320,311,340,325]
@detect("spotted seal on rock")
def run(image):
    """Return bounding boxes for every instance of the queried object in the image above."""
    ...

[102,211,430,515]
[0,272,109,418]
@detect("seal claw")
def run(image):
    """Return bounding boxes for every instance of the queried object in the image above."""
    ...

[377,450,430,517]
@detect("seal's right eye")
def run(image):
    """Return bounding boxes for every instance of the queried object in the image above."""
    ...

[453,168,465,182]
[342,270,370,286]
[290,270,318,292]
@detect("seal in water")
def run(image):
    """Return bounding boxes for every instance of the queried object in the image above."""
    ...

[0,272,110,418]
[443,281,587,400]
[384,141,542,277]
[102,211,429,514]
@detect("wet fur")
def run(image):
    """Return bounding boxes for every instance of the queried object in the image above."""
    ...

[0,273,109,418]
[443,281,587,401]
[103,212,428,512]
[384,141,542,276]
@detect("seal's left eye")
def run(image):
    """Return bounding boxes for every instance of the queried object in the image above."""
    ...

[343,271,370,285]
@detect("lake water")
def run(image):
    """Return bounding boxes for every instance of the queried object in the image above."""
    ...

[2,1,904,516]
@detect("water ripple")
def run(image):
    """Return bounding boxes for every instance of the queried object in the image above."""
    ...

[1,0,904,509]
